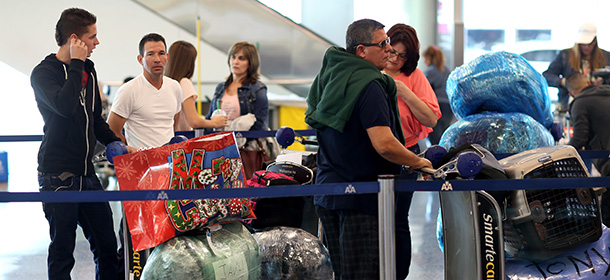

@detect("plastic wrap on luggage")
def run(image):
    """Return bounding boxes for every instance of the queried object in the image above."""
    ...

[141,222,260,279]
[439,112,555,154]
[253,227,334,280]
[446,51,553,128]
[505,226,610,280]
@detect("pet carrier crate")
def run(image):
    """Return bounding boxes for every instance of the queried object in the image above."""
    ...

[499,145,602,261]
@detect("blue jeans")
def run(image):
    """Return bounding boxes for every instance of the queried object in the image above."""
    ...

[38,172,118,280]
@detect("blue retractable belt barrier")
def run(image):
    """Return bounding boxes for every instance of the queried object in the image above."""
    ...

[1,176,610,203]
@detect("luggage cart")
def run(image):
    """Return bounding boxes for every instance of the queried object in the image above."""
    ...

[420,144,506,280]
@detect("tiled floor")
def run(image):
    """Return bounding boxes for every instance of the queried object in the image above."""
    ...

[0,141,444,280]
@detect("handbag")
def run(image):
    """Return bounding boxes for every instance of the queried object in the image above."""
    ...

[239,139,271,180]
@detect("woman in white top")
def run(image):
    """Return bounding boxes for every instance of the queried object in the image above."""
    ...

[165,40,227,131]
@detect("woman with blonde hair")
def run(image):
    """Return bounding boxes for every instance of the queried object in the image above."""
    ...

[165,40,227,131]
[543,23,610,111]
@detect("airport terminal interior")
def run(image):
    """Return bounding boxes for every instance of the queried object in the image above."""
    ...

[2,0,610,279]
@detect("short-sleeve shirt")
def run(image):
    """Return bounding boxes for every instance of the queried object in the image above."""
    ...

[395,69,441,147]
[110,74,182,149]
[175,77,198,131]
[314,81,401,215]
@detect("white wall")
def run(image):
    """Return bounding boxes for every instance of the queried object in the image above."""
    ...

[0,0,231,91]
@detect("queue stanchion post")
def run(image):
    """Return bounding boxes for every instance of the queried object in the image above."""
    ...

[378,175,396,280]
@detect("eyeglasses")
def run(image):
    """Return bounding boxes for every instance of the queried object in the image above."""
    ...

[389,49,407,61]
[358,37,391,49]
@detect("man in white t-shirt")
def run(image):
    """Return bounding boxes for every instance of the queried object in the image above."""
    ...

[108,33,183,279]
[108,33,182,149]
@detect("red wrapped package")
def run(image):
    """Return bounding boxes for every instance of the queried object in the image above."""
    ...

[113,132,255,251]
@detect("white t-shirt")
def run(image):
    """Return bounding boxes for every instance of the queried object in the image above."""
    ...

[111,74,182,149]
[175,77,198,131]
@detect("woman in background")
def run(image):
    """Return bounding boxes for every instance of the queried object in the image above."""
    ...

[205,41,269,132]
[206,41,271,179]
[543,23,610,111]
[384,24,440,153]
[165,40,227,131]
[383,23,441,280]
[423,45,455,145]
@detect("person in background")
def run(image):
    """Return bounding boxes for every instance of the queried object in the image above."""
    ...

[383,24,440,154]
[306,18,432,279]
[165,40,227,131]
[543,23,610,111]
[107,33,182,149]
[30,7,134,279]
[205,42,271,179]
[382,23,441,279]
[565,72,610,227]
[423,45,455,145]
[205,41,268,132]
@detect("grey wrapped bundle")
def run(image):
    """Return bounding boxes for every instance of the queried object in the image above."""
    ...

[142,222,260,280]
[253,227,334,280]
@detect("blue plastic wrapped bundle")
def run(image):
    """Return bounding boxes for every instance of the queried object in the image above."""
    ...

[447,51,553,128]
[505,226,610,280]
[439,112,555,154]
[141,222,260,279]
[253,227,334,280]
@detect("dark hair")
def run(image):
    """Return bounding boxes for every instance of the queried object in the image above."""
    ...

[423,45,446,72]
[166,41,197,80]
[225,41,261,85]
[55,8,97,46]
[138,33,166,56]
[387,23,420,75]
[346,19,385,55]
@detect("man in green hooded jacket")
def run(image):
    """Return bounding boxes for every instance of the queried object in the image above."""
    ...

[306,18,432,279]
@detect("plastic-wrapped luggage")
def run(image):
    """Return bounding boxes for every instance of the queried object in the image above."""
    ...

[439,112,555,154]
[141,222,260,279]
[447,51,553,128]
[253,227,334,280]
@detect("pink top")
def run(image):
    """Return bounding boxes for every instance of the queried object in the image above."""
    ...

[394,69,441,147]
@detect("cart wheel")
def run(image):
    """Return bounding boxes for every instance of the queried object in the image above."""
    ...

[456,152,482,179]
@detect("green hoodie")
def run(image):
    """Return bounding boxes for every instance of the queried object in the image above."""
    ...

[305,46,404,143]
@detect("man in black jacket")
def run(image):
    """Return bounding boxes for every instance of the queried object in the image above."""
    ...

[566,72,610,227]
[30,8,133,280]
